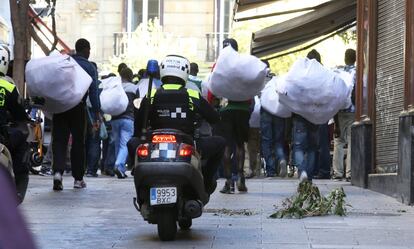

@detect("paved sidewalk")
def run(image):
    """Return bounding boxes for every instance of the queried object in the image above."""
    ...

[20,175,414,249]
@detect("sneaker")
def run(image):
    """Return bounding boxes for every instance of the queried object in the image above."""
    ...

[86,172,98,177]
[299,171,308,183]
[279,160,287,178]
[74,180,87,189]
[313,173,330,179]
[104,169,115,177]
[332,175,343,181]
[237,177,248,192]
[114,168,125,179]
[53,172,63,191]
[220,179,235,194]
[345,176,351,182]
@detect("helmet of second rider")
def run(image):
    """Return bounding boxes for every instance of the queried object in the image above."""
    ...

[0,45,10,76]
[159,55,190,85]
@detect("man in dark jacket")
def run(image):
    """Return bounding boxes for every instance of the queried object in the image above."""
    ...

[134,55,225,194]
[52,38,101,191]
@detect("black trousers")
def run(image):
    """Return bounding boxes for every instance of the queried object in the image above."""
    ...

[6,126,30,203]
[196,135,226,193]
[52,103,87,181]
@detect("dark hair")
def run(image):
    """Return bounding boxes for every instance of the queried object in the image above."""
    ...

[344,49,356,65]
[120,67,133,82]
[101,73,116,80]
[117,63,127,74]
[307,49,321,63]
[190,62,199,76]
[75,38,90,53]
[138,69,147,79]
[223,38,238,51]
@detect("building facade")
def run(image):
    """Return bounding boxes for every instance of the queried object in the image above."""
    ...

[352,0,414,204]
[52,0,233,64]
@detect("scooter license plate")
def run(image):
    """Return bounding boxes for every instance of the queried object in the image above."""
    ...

[150,187,177,206]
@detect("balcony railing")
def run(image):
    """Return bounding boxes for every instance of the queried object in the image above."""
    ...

[113,32,229,62]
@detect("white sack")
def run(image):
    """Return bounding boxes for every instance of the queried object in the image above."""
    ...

[249,96,261,128]
[25,54,92,114]
[333,67,356,110]
[137,78,156,98]
[260,77,292,118]
[100,77,128,116]
[208,46,267,101]
[276,58,351,124]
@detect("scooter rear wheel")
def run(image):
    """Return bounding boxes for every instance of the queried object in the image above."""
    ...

[178,218,192,230]
[157,208,177,241]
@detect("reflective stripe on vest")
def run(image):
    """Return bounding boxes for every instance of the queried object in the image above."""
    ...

[0,78,15,93]
[150,84,200,110]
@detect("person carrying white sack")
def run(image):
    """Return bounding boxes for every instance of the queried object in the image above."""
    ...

[213,38,251,194]
[260,61,289,178]
[52,38,101,191]
[332,49,356,181]
[291,50,324,183]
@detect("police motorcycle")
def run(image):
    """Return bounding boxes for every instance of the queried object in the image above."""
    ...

[133,60,209,241]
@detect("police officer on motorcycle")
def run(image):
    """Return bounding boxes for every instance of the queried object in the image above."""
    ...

[0,45,31,203]
[134,55,225,194]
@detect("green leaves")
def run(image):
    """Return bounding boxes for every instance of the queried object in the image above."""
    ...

[270,182,349,219]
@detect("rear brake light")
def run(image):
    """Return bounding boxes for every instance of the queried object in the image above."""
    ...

[152,134,176,143]
[137,144,149,158]
[179,144,193,157]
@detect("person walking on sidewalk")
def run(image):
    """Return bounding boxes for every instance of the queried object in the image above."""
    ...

[332,49,356,181]
[260,60,288,178]
[218,38,251,194]
[292,49,323,183]
[52,38,101,190]
[111,67,139,179]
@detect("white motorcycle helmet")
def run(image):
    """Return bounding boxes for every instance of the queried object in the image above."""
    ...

[0,45,9,76]
[160,55,190,84]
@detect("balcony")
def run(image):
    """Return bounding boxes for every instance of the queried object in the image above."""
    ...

[113,32,229,62]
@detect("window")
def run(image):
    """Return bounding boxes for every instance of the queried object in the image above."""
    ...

[129,0,161,31]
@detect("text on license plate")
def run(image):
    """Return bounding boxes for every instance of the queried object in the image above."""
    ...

[150,187,177,206]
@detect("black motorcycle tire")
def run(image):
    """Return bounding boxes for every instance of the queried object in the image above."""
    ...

[157,208,177,241]
[178,218,192,230]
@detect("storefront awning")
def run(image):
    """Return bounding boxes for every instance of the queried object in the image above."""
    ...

[234,0,278,13]
[251,0,356,58]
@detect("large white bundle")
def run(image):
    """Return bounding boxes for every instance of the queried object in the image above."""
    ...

[276,58,351,124]
[136,78,156,97]
[208,46,267,101]
[100,76,128,116]
[25,54,92,114]
[249,96,261,128]
[260,77,291,118]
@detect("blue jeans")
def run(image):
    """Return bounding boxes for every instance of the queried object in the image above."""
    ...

[86,130,101,174]
[314,123,331,177]
[260,109,286,176]
[292,115,320,180]
[86,118,101,175]
[111,118,134,174]
[101,129,115,171]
